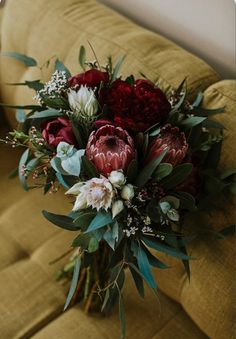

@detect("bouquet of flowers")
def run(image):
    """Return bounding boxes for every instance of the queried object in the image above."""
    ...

[1,46,235,338]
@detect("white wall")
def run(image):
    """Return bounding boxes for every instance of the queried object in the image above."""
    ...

[100,0,235,79]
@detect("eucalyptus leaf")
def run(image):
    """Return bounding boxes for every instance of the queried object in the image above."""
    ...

[64,256,81,310]
[73,211,96,231]
[72,233,91,248]
[27,109,62,119]
[3,52,37,67]
[154,163,173,181]
[42,210,80,231]
[18,148,30,191]
[118,293,126,339]
[135,150,167,187]
[56,172,71,189]
[129,264,145,298]
[142,236,192,260]
[55,59,71,77]
[132,241,157,289]
[16,109,26,123]
[88,237,99,253]
[85,211,113,233]
[161,163,193,190]
[81,156,99,178]
[173,191,197,212]
[112,55,126,81]
[79,45,86,71]
[181,116,206,129]
[6,80,44,91]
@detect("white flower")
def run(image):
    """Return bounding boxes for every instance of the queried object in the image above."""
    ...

[66,177,114,212]
[121,184,135,200]
[108,170,126,188]
[68,86,98,118]
[112,200,124,218]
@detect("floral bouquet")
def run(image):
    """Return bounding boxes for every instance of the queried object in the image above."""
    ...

[1,46,235,338]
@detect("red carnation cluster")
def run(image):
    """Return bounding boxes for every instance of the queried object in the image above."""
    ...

[68,69,109,88]
[101,79,171,132]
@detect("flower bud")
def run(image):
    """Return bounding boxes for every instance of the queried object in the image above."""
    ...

[121,184,135,200]
[108,170,126,187]
[68,86,98,117]
[112,200,124,218]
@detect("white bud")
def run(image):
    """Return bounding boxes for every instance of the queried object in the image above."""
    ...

[112,200,124,218]
[108,170,126,187]
[121,184,135,200]
[68,86,98,117]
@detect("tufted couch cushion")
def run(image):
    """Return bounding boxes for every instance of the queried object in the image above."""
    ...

[0,0,235,338]
[0,0,219,128]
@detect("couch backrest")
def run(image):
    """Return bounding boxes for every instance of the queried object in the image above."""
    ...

[0,0,219,128]
[2,1,234,338]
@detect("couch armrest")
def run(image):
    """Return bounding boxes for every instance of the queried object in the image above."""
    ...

[153,80,236,339]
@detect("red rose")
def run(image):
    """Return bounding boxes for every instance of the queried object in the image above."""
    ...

[41,117,76,147]
[68,69,109,88]
[146,124,188,166]
[101,79,171,132]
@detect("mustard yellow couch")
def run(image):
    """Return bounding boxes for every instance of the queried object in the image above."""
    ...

[0,1,235,338]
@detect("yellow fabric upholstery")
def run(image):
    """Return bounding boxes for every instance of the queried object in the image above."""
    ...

[0,0,219,128]
[0,0,235,338]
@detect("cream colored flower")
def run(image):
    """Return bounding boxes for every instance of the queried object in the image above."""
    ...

[108,170,126,188]
[121,184,135,200]
[68,86,98,117]
[112,200,124,218]
[66,177,114,212]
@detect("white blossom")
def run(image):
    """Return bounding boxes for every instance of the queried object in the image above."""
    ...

[121,184,134,200]
[68,86,98,118]
[108,170,126,188]
[112,200,124,218]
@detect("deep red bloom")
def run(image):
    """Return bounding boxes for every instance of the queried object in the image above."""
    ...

[86,124,135,176]
[147,124,188,166]
[101,79,171,132]
[68,69,109,88]
[41,117,76,148]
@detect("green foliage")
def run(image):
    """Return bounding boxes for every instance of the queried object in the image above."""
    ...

[85,211,113,233]
[16,109,26,123]
[111,55,126,81]
[18,148,30,191]
[79,45,86,71]
[7,80,44,91]
[154,163,173,181]
[3,52,37,67]
[55,59,71,77]
[160,163,193,190]
[42,211,80,231]
[181,116,206,129]
[81,156,99,178]
[27,109,62,119]
[142,235,192,260]
[135,150,167,187]
[64,256,81,310]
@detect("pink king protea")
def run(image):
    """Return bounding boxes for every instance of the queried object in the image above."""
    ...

[147,124,188,166]
[86,125,135,176]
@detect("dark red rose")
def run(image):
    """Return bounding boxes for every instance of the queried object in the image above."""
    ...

[68,69,109,88]
[146,124,188,166]
[94,119,114,129]
[41,117,76,147]
[101,79,171,132]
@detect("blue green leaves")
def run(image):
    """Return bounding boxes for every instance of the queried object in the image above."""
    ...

[64,256,81,310]
[135,150,167,187]
[55,59,71,78]
[18,148,30,191]
[3,52,37,67]
[42,211,80,231]
[85,211,113,233]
